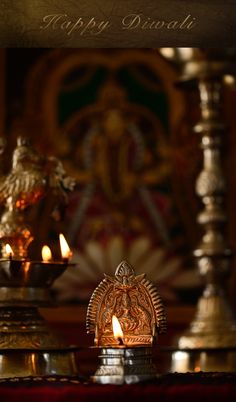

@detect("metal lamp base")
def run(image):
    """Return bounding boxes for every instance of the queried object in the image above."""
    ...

[0,348,79,378]
[170,292,236,372]
[92,347,157,384]
[0,259,81,378]
[0,306,80,378]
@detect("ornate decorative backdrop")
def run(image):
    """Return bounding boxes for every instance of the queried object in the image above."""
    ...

[4,49,204,303]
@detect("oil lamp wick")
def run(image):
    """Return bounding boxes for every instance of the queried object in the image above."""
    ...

[118,336,124,346]
[5,244,13,261]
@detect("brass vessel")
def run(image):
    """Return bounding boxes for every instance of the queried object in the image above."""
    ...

[0,259,78,378]
[0,138,79,378]
[160,48,236,372]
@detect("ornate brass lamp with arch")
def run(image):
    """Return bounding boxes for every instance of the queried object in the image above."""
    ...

[86,260,167,384]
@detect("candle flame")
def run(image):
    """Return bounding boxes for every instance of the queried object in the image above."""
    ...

[112,315,124,340]
[42,245,52,262]
[59,233,72,260]
[5,244,13,257]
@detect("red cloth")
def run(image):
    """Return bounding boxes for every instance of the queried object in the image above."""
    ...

[0,375,236,402]
[0,384,236,402]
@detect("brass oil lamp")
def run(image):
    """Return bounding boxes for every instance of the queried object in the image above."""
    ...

[159,48,236,372]
[86,260,167,384]
[0,137,79,378]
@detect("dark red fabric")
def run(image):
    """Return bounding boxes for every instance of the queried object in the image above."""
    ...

[0,383,236,402]
[0,374,236,402]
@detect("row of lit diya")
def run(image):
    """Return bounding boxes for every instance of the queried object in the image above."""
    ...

[4,233,72,263]
[4,234,165,348]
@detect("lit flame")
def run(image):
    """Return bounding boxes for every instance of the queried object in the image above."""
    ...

[41,245,52,262]
[112,315,124,342]
[59,233,72,260]
[5,244,13,258]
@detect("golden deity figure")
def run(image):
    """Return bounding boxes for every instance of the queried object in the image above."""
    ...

[94,107,136,204]
[86,260,167,346]
[0,136,75,258]
[65,80,171,247]
[82,81,170,205]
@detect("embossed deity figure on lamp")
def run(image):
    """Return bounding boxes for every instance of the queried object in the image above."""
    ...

[87,260,167,347]
[87,260,167,384]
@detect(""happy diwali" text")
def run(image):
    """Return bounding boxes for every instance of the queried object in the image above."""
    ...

[40,13,197,36]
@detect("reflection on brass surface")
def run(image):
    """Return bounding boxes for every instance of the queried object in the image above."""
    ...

[0,307,66,349]
[0,350,79,379]
[0,259,71,349]
[0,287,49,304]
[160,49,236,371]
[0,259,68,297]
[171,349,236,373]
[0,136,75,258]
[87,260,166,346]
[92,347,157,384]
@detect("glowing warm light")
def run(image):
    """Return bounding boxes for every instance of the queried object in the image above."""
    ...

[173,351,189,373]
[41,245,52,262]
[112,315,124,342]
[224,74,235,86]
[5,244,13,258]
[160,47,175,59]
[174,351,188,361]
[59,233,72,260]
[177,47,193,60]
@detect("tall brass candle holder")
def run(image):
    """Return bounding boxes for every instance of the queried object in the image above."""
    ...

[0,137,79,378]
[86,260,167,384]
[159,49,236,372]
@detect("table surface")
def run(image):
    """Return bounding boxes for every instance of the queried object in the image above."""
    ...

[0,373,236,402]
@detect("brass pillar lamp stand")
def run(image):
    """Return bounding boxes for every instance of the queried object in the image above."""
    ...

[0,137,79,378]
[86,260,167,384]
[159,49,236,372]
